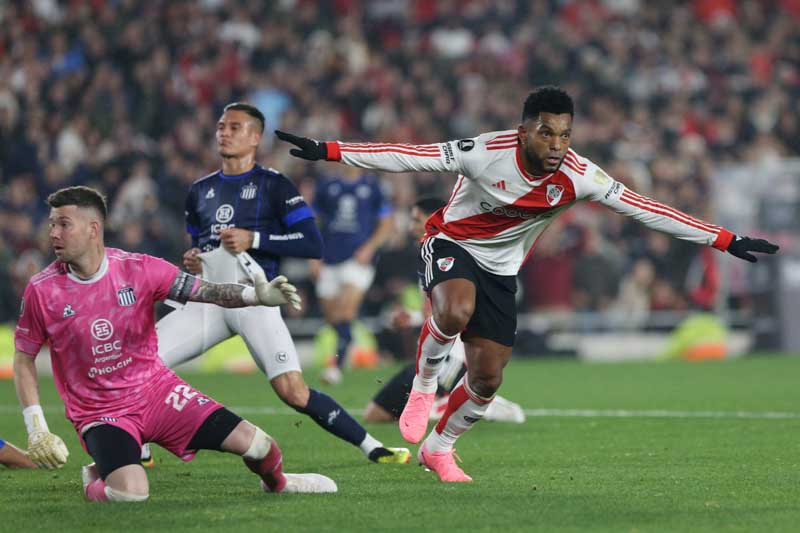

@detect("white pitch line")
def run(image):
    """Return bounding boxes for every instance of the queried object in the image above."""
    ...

[1,405,799,420]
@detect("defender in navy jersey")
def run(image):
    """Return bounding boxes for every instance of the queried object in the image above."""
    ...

[312,165,394,384]
[151,103,410,466]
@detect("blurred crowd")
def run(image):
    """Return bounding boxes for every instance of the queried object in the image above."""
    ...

[1,0,798,326]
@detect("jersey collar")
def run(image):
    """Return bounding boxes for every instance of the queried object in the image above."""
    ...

[219,165,261,180]
[66,253,109,284]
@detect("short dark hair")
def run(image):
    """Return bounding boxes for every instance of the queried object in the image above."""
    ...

[521,86,574,122]
[413,196,446,215]
[47,186,108,221]
[223,102,266,132]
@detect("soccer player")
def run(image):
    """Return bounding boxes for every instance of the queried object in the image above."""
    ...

[276,86,780,482]
[152,102,409,466]
[312,165,394,385]
[364,198,524,425]
[0,438,37,468]
[14,185,336,501]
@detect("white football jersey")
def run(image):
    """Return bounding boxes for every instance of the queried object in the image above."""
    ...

[326,131,733,276]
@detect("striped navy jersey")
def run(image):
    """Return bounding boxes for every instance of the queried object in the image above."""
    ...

[185,165,314,279]
[313,174,392,264]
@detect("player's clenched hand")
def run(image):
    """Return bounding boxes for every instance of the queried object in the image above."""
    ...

[183,248,203,274]
[275,130,327,161]
[220,228,255,254]
[726,235,780,263]
[254,272,302,310]
[27,430,69,469]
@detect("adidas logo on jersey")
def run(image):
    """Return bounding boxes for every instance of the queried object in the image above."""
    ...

[491,180,507,190]
[206,188,215,199]
[62,304,75,318]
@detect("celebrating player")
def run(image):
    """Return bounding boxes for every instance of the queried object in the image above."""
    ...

[151,103,409,466]
[14,186,336,501]
[0,438,37,469]
[276,86,779,482]
[312,165,394,385]
[365,197,524,426]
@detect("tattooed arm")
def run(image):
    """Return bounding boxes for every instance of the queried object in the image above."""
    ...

[166,271,301,309]
[166,271,251,307]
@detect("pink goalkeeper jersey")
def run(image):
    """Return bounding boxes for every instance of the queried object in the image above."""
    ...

[325,131,734,276]
[14,248,180,423]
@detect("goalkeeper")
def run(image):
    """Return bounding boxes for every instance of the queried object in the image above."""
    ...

[14,185,336,501]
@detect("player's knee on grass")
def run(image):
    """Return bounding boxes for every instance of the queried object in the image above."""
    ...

[271,372,310,409]
[105,464,149,501]
[104,486,149,502]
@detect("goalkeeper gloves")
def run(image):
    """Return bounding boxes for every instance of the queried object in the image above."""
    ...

[275,130,327,161]
[23,405,68,469]
[726,235,780,263]
[254,273,302,310]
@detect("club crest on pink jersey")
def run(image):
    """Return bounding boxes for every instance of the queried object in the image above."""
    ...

[117,287,136,306]
[437,257,455,271]
[546,184,564,206]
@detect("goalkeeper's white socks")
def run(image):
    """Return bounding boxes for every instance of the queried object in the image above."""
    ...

[413,317,458,394]
[423,374,493,453]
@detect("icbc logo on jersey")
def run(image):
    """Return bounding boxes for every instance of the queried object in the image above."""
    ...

[91,318,114,341]
[211,203,236,237]
[437,257,455,272]
[90,318,122,359]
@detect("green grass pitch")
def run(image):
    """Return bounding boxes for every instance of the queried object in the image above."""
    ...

[1,356,799,532]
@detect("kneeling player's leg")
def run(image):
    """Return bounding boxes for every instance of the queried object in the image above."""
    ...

[82,425,149,502]
[186,408,287,492]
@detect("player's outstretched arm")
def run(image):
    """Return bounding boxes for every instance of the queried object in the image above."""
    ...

[13,351,69,469]
[590,174,779,261]
[0,440,37,469]
[725,235,779,262]
[169,272,302,310]
[275,130,470,174]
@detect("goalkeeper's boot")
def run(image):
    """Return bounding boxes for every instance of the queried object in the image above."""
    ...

[262,473,337,493]
[368,446,411,464]
[81,463,100,496]
[418,443,472,482]
[484,395,526,424]
[140,443,155,468]
[399,389,435,443]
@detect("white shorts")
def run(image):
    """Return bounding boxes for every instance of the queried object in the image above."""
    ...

[156,247,300,379]
[156,302,301,380]
[316,259,375,299]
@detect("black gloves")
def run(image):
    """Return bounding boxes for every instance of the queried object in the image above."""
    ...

[275,130,327,161]
[727,235,779,262]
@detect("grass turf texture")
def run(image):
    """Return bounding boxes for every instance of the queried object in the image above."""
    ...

[1,356,799,532]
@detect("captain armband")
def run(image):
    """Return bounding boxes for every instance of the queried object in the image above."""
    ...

[168,271,201,303]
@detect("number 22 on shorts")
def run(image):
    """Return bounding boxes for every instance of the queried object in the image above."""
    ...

[165,384,199,411]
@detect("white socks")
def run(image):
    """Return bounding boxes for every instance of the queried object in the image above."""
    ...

[413,317,458,394]
[424,374,493,453]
